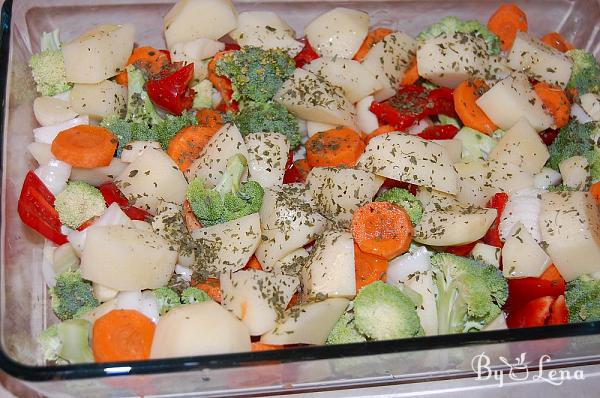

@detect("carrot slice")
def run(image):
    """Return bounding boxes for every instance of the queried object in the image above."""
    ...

[208,51,235,107]
[92,309,155,362]
[590,182,600,204]
[51,125,117,168]
[245,255,263,271]
[351,201,413,260]
[366,125,396,143]
[115,46,171,86]
[286,292,300,309]
[540,264,565,285]
[183,199,202,232]
[533,82,571,128]
[195,278,221,303]
[306,127,366,168]
[487,3,528,51]
[540,32,574,53]
[400,58,419,86]
[354,243,388,291]
[353,28,393,62]
[454,80,498,135]
[251,342,282,352]
[196,109,223,128]
[167,125,219,172]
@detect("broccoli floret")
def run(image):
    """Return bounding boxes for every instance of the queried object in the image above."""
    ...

[225,101,300,149]
[54,181,106,229]
[431,253,508,334]
[153,111,198,149]
[417,16,500,56]
[192,80,215,109]
[566,49,600,97]
[546,120,600,183]
[186,154,264,227]
[153,287,181,315]
[126,65,163,126]
[353,281,423,340]
[28,30,72,96]
[375,188,424,225]
[566,275,600,323]
[39,319,94,364]
[216,46,296,102]
[180,287,211,304]
[50,270,99,321]
[326,312,367,345]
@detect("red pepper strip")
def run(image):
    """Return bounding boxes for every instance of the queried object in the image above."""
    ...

[445,241,479,257]
[483,192,509,248]
[283,155,309,185]
[507,295,568,328]
[158,49,172,63]
[18,171,68,245]
[97,182,150,221]
[294,37,319,68]
[381,179,418,195]
[122,206,150,221]
[76,217,97,231]
[540,128,559,146]
[426,87,457,118]
[224,43,241,51]
[418,124,460,140]
[370,101,416,131]
[548,295,569,325]
[504,273,565,313]
[147,63,195,115]
[209,51,239,112]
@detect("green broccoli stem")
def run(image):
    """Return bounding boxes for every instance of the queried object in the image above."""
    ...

[214,154,248,198]
[126,65,163,126]
[435,276,467,335]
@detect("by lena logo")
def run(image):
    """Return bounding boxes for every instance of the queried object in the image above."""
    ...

[471,352,585,387]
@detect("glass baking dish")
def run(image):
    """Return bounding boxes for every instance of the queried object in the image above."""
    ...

[1,0,599,396]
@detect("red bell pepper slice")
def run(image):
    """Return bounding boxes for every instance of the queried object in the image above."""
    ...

[418,124,460,140]
[503,265,566,312]
[294,38,319,68]
[147,63,195,115]
[223,43,241,52]
[381,179,418,195]
[18,171,68,245]
[158,49,172,63]
[426,87,457,118]
[507,295,568,328]
[540,128,559,146]
[369,101,416,131]
[121,206,150,221]
[445,241,479,257]
[97,182,150,221]
[548,295,569,325]
[483,192,509,248]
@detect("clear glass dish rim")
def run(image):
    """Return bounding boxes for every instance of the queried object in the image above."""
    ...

[2,0,600,383]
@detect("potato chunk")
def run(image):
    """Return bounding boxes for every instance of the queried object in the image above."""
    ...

[245,133,290,189]
[304,8,369,59]
[70,80,127,120]
[502,223,551,278]
[163,0,238,48]
[62,24,134,84]
[230,11,303,56]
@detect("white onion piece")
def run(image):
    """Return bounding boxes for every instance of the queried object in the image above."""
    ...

[41,240,58,288]
[571,103,593,124]
[386,246,432,286]
[33,115,89,144]
[115,291,160,323]
[141,291,161,323]
[356,95,378,134]
[498,188,542,243]
[27,142,54,165]
[120,141,161,163]
[34,159,71,195]
[534,167,562,189]
[406,118,433,135]
[175,264,193,282]
[52,90,71,102]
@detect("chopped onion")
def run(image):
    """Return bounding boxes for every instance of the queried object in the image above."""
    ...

[386,246,432,286]
[34,159,71,195]
[27,142,54,165]
[93,282,118,303]
[356,95,379,134]
[53,242,80,274]
[571,103,593,124]
[41,240,58,288]
[33,115,89,144]
[175,264,193,282]
[534,167,562,189]
[70,157,128,185]
[115,291,160,323]
[406,117,433,135]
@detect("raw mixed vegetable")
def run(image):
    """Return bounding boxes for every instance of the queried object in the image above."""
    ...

[17,0,600,365]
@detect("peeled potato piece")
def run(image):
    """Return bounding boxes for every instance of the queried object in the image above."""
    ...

[539,191,600,281]
[271,248,310,276]
[304,57,382,103]
[80,225,178,291]
[151,302,251,358]
[306,167,384,226]
[163,0,238,48]
[276,69,357,128]
[33,96,77,127]
[115,148,188,215]
[220,269,299,335]
[559,156,589,190]
[304,8,369,59]
[230,11,303,56]
[502,223,551,278]
[70,157,127,186]
[69,80,127,120]
[62,24,135,84]
[476,72,553,132]
[507,31,573,89]
[245,133,290,189]
[356,133,459,195]
[186,124,249,187]
[191,213,262,276]
[261,298,349,345]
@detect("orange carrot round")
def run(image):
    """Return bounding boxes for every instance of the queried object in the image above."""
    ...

[183,199,202,232]
[92,309,155,362]
[51,125,117,168]
[196,109,223,129]
[401,58,419,86]
[208,51,236,107]
[454,80,498,135]
[590,182,600,204]
[353,28,393,62]
[245,255,263,271]
[194,278,221,303]
[166,125,219,172]
[533,82,571,128]
[487,3,528,51]
[306,127,366,168]
[366,125,396,143]
[351,201,413,260]
[251,342,282,352]
[354,243,388,291]
[540,32,574,53]
[115,47,170,86]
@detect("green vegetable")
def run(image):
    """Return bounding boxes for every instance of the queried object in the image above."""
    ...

[126,65,163,126]
[216,46,296,102]
[224,101,300,148]
[50,270,99,321]
[565,275,600,323]
[438,114,461,129]
[54,181,106,229]
[565,49,600,97]
[181,287,211,304]
[375,188,424,225]
[417,16,500,56]
[431,253,507,334]
[325,312,367,345]
[28,30,72,96]
[38,319,94,364]
[192,80,215,109]
[153,287,181,315]
[455,126,496,161]
[353,281,424,340]
[186,153,264,227]
[546,120,600,183]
